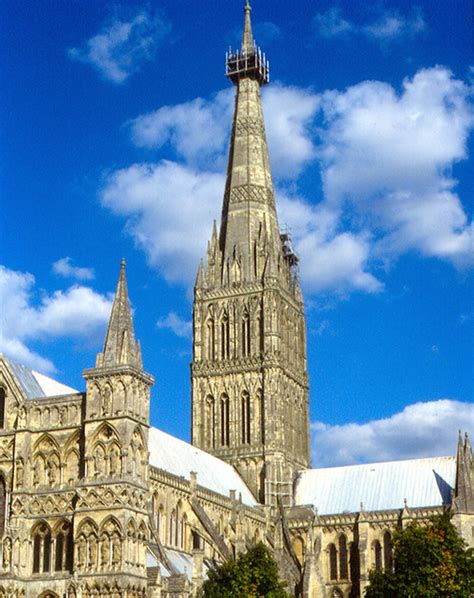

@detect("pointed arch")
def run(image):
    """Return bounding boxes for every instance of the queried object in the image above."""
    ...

[220,394,230,447]
[205,395,215,449]
[328,543,337,581]
[338,534,348,579]
[241,391,251,444]
[372,539,382,571]
[383,531,393,571]
[53,519,73,572]
[32,521,52,574]
[241,309,250,356]
[220,310,230,359]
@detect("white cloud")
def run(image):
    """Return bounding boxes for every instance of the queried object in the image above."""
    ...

[313,7,353,38]
[319,67,474,267]
[52,257,95,281]
[311,399,474,467]
[314,6,426,42]
[103,67,473,295]
[68,8,170,83]
[100,161,223,284]
[156,312,192,338]
[0,265,112,373]
[129,89,233,168]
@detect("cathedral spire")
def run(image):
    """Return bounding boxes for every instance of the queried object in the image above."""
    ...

[219,2,283,282]
[96,258,143,370]
[242,1,254,55]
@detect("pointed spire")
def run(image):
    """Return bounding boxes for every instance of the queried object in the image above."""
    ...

[195,259,206,290]
[454,429,474,512]
[96,259,142,370]
[242,1,254,55]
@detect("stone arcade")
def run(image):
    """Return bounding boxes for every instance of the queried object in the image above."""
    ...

[0,3,472,597]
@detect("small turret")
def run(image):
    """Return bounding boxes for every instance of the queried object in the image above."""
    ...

[453,430,474,512]
[95,258,142,370]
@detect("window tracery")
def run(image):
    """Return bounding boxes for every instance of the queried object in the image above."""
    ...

[32,522,52,574]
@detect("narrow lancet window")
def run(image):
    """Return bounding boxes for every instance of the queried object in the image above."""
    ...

[220,395,230,446]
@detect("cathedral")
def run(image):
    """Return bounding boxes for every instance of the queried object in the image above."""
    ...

[0,3,472,598]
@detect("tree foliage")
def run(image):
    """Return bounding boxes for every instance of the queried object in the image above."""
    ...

[198,542,290,598]
[365,512,473,598]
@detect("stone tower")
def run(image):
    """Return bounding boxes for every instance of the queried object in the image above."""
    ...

[81,259,154,592]
[191,1,310,506]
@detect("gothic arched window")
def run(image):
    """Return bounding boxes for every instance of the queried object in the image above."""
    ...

[32,522,52,574]
[205,395,215,449]
[54,521,73,572]
[339,534,348,579]
[241,311,250,357]
[383,531,393,571]
[241,392,251,444]
[0,388,5,429]
[220,395,230,447]
[328,543,337,580]
[207,318,215,361]
[220,312,230,359]
[373,540,382,571]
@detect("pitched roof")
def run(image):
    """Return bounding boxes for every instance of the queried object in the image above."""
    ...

[294,456,456,515]
[149,427,258,506]
[3,356,79,399]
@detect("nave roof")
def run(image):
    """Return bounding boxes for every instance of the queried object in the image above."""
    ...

[2,355,79,399]
[294,456,456,515]
[149,427,258,507]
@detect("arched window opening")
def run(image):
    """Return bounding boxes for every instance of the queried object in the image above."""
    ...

[373,540,382,571]
[192,531,203,550]
[220,313,230,359]
[169,511,175,546]
[205,396,215,449]
[383,531,393,571]
[174,505,180,547]
[32,523,52,574]
[349,541,360,583]
[339,535,348,579]
[241,392,251,444]
[157,506,165,543]
[258,391,264,444]
[241,311,250,357]
[55,522,72,572]
[220,395,230,447]
[0,388,5,429]
[328,543,337,581]
[207,318,215,361]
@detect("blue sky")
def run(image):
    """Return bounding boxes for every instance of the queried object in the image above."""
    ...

[1,0,473,467]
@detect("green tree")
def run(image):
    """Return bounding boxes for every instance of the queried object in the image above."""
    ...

[365,512,473,598]
[198,542,290,598]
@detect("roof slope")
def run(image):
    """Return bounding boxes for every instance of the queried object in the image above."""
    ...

[3,356,79,399]
[149,427,257,506]
[294,456,456,515]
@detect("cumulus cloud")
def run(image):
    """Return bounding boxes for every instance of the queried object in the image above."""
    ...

[311,399,474,467]
[0,265,113,373]
[314,6,426,42]
[52,257,95,281]
[319,67,474,267]
[68,7,170,83]
[156,312,192,338]
[103,67,473,295]
[100,161,224,284]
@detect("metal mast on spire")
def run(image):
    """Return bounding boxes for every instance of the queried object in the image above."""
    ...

[226,1,269,85]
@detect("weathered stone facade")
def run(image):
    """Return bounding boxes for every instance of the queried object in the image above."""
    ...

[0,3,472,598]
